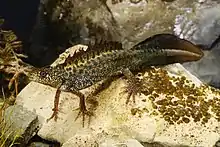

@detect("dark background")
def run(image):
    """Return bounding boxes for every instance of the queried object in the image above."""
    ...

[0,0,40,42]
[0,0,61,67]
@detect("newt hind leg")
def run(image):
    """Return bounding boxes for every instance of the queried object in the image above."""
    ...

[121,68,147,104]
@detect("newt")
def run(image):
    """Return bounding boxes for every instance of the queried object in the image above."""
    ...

[26,34,204,126]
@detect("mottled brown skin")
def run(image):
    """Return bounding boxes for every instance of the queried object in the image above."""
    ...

[27,34,204,127]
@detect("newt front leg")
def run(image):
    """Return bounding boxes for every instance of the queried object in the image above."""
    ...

[74,77,117,127]
[47,78,115,127]
[47,87,61,122]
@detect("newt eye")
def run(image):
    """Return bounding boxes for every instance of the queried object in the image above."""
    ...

[40,71,47,77]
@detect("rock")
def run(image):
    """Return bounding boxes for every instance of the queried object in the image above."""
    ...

[173,4,220,88]
[15,63,220,146]
[2,105,41,146]
[215,140,220,147]
[99,139,144,147]
[62,130,144,147]
[121,139,145,147]
[142,142,166,147]
[182,50,220,88]
[29,0,217,66]
[174,4,220,46]
[28,0,121,66]
[61,130,99,147]
[28,142,50,147]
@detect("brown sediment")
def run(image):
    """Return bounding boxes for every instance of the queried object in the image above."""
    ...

[136,67,220,125]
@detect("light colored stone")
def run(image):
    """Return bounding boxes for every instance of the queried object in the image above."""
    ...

[28,142,50,147]
[61,129,98,147]
[99,139,145,147]
[62,130,144,147]
[15,63,220,147]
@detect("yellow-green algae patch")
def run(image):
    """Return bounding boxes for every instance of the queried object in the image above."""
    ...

[131,67,220,125]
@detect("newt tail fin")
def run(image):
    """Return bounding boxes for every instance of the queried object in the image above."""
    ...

[133,34,204,64]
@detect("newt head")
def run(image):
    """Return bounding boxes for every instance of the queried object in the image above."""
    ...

[25,66,62,87]
[133,34,204,65]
